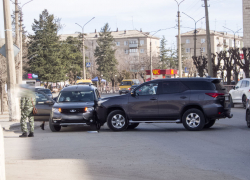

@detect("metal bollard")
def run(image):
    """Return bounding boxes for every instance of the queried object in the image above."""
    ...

[0,125,6,180]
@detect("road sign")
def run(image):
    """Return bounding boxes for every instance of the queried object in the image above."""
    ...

[0,44,20,57]
[240,54,244,60]
[86,62,91,67]
[185,67,189,73]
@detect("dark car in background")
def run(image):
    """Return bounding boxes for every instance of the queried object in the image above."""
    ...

[130,85,139,93]
[49,85,101,132]
[36,88,53,99]
[96,78,233,131]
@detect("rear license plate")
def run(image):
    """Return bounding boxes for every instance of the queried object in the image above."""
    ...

[225,97,229,101]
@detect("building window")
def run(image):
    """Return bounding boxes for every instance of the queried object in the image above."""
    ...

[155,41,157,45]
[129,49,138,53]
[130,40,137,44]
[116,42,120,46]
[140,40,144,45]
[186,39,190,44]
[140,49,144,53]
[201,47,205,52]
[124,41,128,46]
[124,49,128,54]
[186,48,190,53]
[201,39,205,43]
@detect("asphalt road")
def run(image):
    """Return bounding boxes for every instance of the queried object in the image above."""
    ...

[3,94,250,180]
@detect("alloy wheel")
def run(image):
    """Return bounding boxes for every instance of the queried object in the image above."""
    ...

[186,113,201,128]
[111,114,126,129]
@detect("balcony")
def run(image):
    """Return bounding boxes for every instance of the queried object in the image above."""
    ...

[129,43,138,48]
[217,42,223,47]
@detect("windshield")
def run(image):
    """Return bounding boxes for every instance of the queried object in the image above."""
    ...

[58,91,94,102]
[120,81,132,86]
[39,89,52,94]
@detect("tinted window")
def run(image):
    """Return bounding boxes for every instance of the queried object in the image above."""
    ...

[120,81,132,86]
[236,80,242,88]
[39,89,51,94]
[241,81,246,88]
[35,92,49,104]
[161,81,187,94]
[246,81,249,87]
[58,91,94,102]
[182,81,215,90]
[135,83,158,96]
[213,82,225,90]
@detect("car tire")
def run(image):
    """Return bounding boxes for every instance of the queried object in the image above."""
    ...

[246,110,250,128]
[203,119,216,129]
[49,118,61,132]
[243,95,247,109]
[107,110,128,131]
[182,108,205,131]
[230,95,234,108]
[127,123,139,130]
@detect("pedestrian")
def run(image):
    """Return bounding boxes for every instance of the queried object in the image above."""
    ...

[19,86,36,137]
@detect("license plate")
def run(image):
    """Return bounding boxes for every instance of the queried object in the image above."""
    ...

[225,97,229,101]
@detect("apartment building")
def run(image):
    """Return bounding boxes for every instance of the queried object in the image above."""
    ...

[180,28,243,59]
[243,0,250,47]
[60,29,160,72]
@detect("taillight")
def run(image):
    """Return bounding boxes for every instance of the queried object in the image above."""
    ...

[205,93,224,98]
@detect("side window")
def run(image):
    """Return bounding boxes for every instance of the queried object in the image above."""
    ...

[246,81,249,87]
[135,83,158,96]
[182,81,215,90]
[95,90,100,99]
[161,81,187,94]
[240,81,246,88]
[35,92,49,104]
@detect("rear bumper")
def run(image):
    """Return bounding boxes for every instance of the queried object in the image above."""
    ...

[203,104,232,119]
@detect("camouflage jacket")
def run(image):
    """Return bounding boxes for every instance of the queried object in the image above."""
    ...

[20,97,36,113]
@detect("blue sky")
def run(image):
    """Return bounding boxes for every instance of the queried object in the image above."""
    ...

[0,0,243,48]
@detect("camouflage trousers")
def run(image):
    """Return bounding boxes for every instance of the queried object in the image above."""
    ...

[20,111,34,133]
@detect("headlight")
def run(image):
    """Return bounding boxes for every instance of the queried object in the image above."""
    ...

[52,108,61,113]
[98,99,108,106]
[85,107,94,112]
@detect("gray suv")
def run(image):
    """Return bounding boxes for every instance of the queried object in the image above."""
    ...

[96,78,233,131]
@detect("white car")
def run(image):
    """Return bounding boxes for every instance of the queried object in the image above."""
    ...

[229,79,250,108]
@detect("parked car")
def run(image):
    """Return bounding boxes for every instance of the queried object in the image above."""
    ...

[229,78,250,108]
[245,98,250,128]
[36,88,53,99]
[49,85,101,132]
[96,78,233,131]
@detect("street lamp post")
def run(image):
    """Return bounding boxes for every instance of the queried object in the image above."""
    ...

[75,17,95,80]
[174,0,185,78]
[182,12,204,57]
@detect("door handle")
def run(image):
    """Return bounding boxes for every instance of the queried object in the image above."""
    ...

[150,97,157,100]
[180,96,187,99]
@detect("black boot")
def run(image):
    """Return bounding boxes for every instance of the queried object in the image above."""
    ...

[19,132,28,137]
[28,132,34,137]
[40,123,45,130]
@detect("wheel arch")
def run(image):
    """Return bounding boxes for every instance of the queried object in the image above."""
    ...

[180,104,205,123]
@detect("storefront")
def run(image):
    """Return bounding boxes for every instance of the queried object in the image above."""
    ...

[145,69,178,81]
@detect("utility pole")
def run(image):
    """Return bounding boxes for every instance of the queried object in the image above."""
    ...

[150,40,153,80]
[204,0,212,77]
[182,12,204,57]
[175,0,185,78]
[15,0,21,84]
[75,17,95,80]
[3,0,18,121]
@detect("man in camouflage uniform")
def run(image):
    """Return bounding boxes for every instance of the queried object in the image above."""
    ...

[19,96,36,137]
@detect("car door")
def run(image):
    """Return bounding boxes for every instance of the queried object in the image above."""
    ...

[238,80,246,102]
[34,91,54,121]
[128,82,159,120]
[158,81,190,119]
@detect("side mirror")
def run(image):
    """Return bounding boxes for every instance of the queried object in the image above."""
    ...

[45,100,54,105]
[235,86,239,89]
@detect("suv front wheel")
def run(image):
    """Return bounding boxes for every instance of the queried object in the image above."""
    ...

[182,109,205,131]
[107,110,129,131]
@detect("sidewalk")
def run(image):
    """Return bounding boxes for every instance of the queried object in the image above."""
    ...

[0,112,41,131]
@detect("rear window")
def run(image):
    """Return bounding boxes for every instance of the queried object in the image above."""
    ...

[213,82,226,90]
[182,81,215,90]
[39,89,52,94]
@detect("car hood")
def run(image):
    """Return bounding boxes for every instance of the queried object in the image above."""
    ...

[53,102,94,108]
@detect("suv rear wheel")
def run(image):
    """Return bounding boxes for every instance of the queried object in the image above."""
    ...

[107,110,129,131]
[182,109,205,131]
[49,118,61,132]
[203,119,216,129]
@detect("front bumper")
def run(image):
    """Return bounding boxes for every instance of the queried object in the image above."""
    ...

[51,111,95,126]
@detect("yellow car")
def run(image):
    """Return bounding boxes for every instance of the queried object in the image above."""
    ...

[76,79,92,85]
[119,79,140,95]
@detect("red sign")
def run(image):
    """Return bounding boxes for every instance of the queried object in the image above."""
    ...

[240,54,244,60]
[153,69,160,75]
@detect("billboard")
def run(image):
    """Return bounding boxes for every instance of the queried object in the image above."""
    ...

[23,73,38,80]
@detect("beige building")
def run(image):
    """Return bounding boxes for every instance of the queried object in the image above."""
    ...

[180,28,243,59]
[60,30,160,73]
[243,0,250,47]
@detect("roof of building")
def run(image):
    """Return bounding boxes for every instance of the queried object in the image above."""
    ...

[59,30,160,41]
[179,28,243,39]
